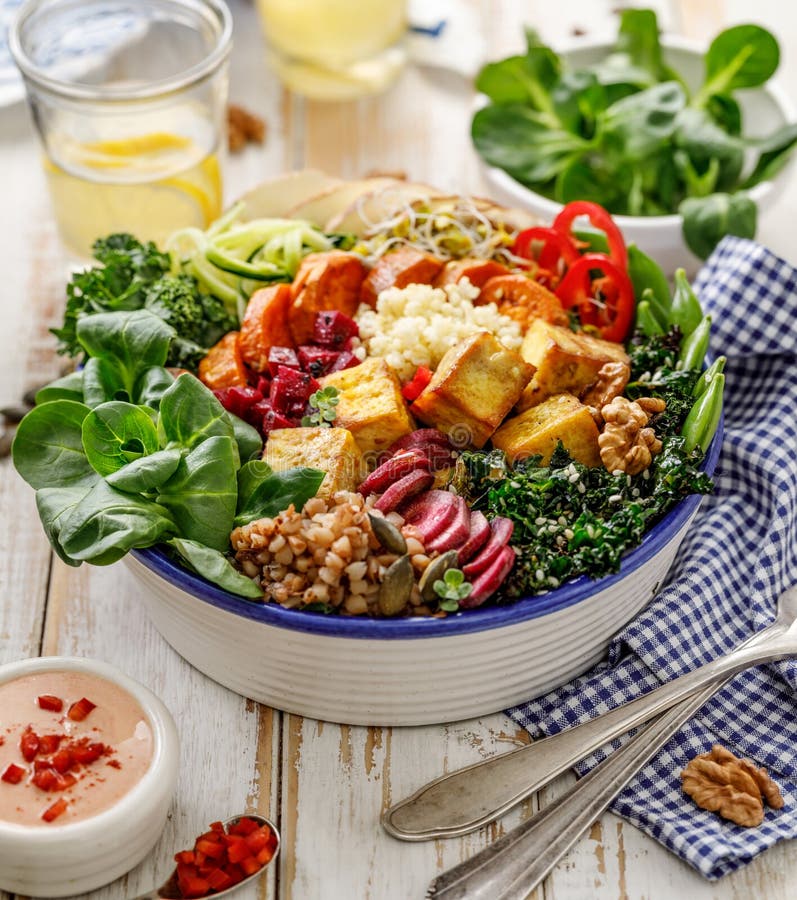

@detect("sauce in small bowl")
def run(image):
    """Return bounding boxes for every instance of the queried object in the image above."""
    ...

[0,657,178,898]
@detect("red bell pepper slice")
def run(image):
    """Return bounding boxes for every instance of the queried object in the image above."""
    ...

[401,366,433,403]
[555,254,635,343]
[553,201,628,270]
[512,226,580,270]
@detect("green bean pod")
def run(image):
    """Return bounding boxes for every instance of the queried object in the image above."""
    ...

[682,373,724,453]
[636,294,665,337]
[678,314,712,371]
[670,268,703,337]
[692,356,726,399]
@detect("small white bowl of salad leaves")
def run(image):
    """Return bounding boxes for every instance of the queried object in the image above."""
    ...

[472,9,797,274]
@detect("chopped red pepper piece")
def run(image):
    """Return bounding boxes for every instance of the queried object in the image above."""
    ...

[41,797,68,822]
[239,855,261,877]
[207,869,234,890]
[51,749,74,774]
[71,742,105,765]
[555,254,635,343]
[67,697,96,722]
[37,694,63,712]
[229,816,261,836]
[401,366,433,403]
[553,200,628,270]
[195,838,225,860]
[1,763,26,784]
[38,734,63,754]
[19,726,39,761]
[174,850,195,865]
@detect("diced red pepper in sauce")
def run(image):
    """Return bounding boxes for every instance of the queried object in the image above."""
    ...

[41,797,68,822]
[19,726,40,761]
[38,734,63,754]
[37,694,63,712]
[1,763,26,784]
[67,697,96,722]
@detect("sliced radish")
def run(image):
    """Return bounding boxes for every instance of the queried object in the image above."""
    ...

[358,449,430,496]
[457,511,492,565]
[462,546,516,608]
[462,518,514,578]
[426,496,471,553]
[374,470,434,514]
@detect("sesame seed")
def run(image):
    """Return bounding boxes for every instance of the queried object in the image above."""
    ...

[557,516,567,526]
[577,482,586,494]
[535,568,544,581]
[568,472,580,483]
[631,488,640,498]
[642,469,650,480]
[608,494,622,503]
[534,516,547,526]
[564,528,574,540]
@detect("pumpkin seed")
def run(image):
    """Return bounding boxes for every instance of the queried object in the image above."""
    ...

[368,513,407,555]
[418,550,459,602]
[378,555,413,617]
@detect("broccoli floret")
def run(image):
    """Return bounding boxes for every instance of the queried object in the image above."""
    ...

[144,275,237,370]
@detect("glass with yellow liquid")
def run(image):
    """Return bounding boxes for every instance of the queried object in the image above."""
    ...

[256,0,407,100]
[10,0,231,259]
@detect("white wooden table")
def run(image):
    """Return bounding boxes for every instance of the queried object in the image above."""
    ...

[2,1,796,898]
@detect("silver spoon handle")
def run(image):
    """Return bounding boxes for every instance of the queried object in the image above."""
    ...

[386,626,794,840]
[425,695,702,900]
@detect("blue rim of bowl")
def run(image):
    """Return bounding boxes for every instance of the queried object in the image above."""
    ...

[132,414,723,641]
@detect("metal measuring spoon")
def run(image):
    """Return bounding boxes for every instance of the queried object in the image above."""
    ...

[133,814,280,900]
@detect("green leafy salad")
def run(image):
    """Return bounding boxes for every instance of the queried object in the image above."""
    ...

[472,9,797,259]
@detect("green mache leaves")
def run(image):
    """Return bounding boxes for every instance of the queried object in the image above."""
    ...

[235,461,325,528]
[106,448,183,493]
[168,538,263,599]
[471,12,790,260]
[679,191,757,259]
[13,401,94,489]
[157,372,234,451]
[82,402,159,477]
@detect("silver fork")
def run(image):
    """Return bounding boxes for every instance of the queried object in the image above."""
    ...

[422,585,797,899]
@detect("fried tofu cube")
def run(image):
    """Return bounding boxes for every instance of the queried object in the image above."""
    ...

[492,393,601,467]
[411,331,534,448]
[319,357,415,459]
[263,427,364,499]
[517,320,629,412]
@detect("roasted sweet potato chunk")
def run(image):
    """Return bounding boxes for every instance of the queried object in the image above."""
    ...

[199,332,248,390]
[434,258,509,290]
[289,251,367,345]
[360,246,444,306]
[239,283,294,374]
[477,274,569,331]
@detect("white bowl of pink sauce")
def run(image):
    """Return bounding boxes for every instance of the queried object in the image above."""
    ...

[0,656,179,897]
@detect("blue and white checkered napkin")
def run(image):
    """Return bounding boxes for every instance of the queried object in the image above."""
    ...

[507,236,797,880]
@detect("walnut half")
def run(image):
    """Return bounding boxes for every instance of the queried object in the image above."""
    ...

[597,395,665,476]
[681,744,785,827]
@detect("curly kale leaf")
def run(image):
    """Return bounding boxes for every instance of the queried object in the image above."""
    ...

[456,437,712,599]
[144,275,236,369]
[53,234,171,359]
[627,326,682,378]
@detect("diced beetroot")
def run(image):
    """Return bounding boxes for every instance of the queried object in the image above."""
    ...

[255,375,271,396]
[374,471,435,514]
[457,511,492,565]
[426,496,471,553]
[298,345,340,377]
[312,310,359,348]
[358,449,430,497]
[327,350,359,373]
[462,518,514,578]
[269,366,319,415]
[267,346,301,377]
[399,489,461,543]
[262,407,297,435]
[462,546,516,608]
[214,385,262,421]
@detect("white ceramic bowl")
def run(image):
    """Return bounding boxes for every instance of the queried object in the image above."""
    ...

[479,36,797,276]
[127,424,722,727]
[0,656,179,898]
